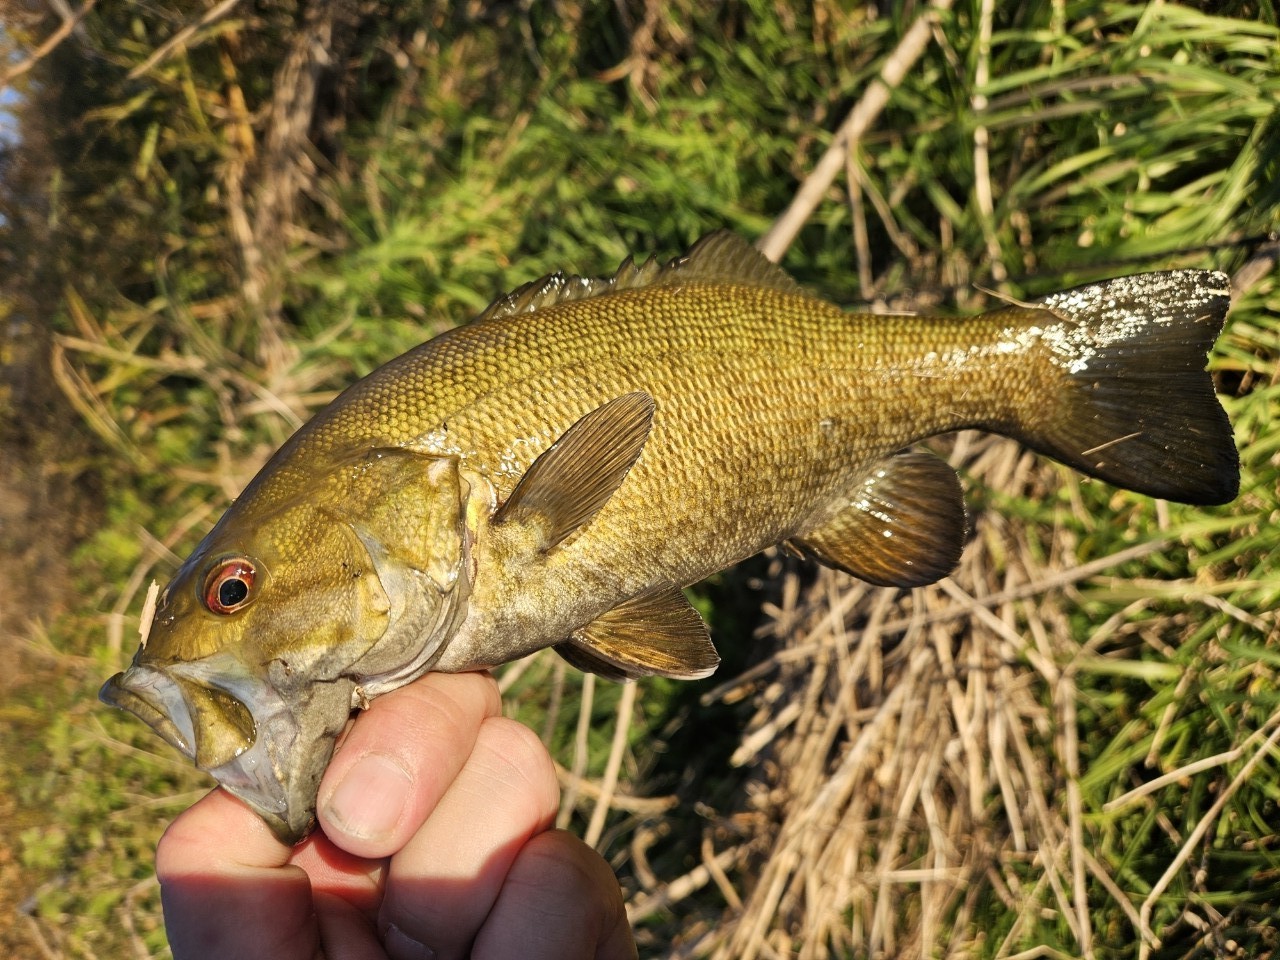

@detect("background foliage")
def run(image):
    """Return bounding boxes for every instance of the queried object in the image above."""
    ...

[1,0,1277,957]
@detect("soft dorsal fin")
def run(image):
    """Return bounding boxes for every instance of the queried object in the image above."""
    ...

[493,392,655,550]
[789,450,968,588]
[554,588,720,681]
[474,231,810,323]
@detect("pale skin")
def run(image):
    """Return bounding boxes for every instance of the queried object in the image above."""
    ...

[157,672,637,960]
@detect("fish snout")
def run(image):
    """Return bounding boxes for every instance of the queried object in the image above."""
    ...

[100,667,199,762]
[100,664,259,769]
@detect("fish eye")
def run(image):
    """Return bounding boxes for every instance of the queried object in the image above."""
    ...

[203,558,258,615]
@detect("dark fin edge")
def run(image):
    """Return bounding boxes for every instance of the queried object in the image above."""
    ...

[1022,270,1238,505]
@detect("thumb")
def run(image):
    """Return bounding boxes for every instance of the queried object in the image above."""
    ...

[157,788,323,960]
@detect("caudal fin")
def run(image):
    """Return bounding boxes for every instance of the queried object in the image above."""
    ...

[1014,270,1238,505]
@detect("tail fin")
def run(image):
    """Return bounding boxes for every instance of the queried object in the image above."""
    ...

[1014,270,1238,505]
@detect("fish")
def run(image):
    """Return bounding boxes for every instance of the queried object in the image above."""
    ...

[99,231,1238,842]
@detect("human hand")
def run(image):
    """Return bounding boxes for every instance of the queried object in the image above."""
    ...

[156,671,637,960]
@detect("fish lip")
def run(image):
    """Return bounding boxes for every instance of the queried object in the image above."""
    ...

[165,656,304,836]
[105,655,344,844]
[189,669,345,844]
[204,723,298,839]
[100,667,197,761]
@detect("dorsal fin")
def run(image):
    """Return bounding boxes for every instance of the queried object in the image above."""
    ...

[474,230,811,323]
[673,231,809,293]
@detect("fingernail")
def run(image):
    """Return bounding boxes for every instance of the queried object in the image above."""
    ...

[322,753,411,843]
[383,922,436,960]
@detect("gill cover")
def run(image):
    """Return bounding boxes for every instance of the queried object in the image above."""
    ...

[336,448,472,687]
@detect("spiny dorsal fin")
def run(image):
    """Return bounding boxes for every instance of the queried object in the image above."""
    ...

[493,392,655,550]
[555,588,720,681]
[674,230,808,293]
[789,450,968,588]
[474,230,809,323]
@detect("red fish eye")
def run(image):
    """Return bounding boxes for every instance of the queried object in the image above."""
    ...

[203,558,258,615]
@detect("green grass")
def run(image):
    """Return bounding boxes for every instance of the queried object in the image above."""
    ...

[1,1,1278,957]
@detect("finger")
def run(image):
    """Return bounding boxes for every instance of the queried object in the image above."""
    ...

[474,830,637,960]
[318,671,502,859]
[157,788,320,960]
[313,891,387,960]
[287,828,385,918]
[379,716,560,959]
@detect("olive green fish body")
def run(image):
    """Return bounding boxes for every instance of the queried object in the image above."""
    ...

[101,232,1238,840]
[413,291,1020,660]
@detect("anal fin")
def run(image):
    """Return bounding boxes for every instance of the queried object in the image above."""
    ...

[555,588,720,681]
[790,450,967,588]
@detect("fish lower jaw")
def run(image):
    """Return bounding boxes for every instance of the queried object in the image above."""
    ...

[208,737,290,819]
[99,667,292,835]
[166,659,317,840]
[108,656,323,842]
[205,734,318,843]
[100,666,198,762]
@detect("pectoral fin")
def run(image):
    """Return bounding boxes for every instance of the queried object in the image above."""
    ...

[790,450,967,588]
[555,588,720,681]
[495,392,656,550]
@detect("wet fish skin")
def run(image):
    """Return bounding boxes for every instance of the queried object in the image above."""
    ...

[99,232,1238,841]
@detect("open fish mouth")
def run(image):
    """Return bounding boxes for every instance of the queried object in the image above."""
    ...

[101,658,354,843]
[100,663,294,836]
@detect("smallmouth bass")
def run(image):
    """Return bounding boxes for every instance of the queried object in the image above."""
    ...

[101,232,1238,841]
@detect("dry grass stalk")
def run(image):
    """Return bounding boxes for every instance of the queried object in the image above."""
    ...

[586,680,640,847]
[1136,717,1280,958]
[125,0,243,80]
[0,0,97,88]
[757,0,957,263]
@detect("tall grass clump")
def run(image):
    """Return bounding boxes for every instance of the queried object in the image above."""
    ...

[0,1,1276,957]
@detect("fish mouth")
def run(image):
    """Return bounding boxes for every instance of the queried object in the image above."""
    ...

[101,658,353,844]
[100,667,199,761]
[99,663,293,835]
